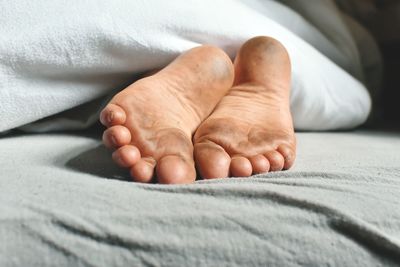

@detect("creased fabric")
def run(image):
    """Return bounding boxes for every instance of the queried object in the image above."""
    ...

[0,0,380,132]
[1,130,399,266]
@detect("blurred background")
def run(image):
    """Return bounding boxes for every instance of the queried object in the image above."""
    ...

[338,0,400,125]
[372,1,400,125]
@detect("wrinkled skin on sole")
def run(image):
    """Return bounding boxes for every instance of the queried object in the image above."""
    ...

[100,36,296,184]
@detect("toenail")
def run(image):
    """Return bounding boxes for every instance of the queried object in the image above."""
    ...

[108,111,114,123]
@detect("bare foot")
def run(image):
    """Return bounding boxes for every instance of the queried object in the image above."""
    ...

[193,36,296,179]
[100,46,234,184]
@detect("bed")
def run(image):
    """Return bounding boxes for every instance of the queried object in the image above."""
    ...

[1,128,400,266]
[1,0,399,266]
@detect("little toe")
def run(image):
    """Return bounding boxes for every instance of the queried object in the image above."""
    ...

[130,157,156,183]
[249,154,270,174]
[156,155,196,184]
[194,142,231,179]
[100,103,127,127]
[102,125,131,149]
[112,145,141,168]
[277,144,296,170]
[265,151,285,172]
[230,156,253,177]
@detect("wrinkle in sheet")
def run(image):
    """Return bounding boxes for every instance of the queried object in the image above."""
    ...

[27,205,155,252]
[135,182,400,259]
[221,215,296,259]
[330,218,400,264]
[21,224,96,267]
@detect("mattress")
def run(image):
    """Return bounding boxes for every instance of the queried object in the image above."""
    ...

[1,129,399,266]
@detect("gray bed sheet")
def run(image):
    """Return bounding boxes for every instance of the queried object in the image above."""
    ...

[1,130,400,266]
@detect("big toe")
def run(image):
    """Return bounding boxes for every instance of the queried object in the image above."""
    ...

[156,155,196,184]
[194,142,231,179]
[100,103,127,127]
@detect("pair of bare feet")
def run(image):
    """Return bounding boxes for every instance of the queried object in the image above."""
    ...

[100,36,296,184]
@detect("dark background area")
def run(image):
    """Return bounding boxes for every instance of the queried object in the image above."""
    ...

[381,42,400,124]
[336,0,399,126]
[369,0,400,125]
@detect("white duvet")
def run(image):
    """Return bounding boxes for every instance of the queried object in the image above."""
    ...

[0,0,381,132]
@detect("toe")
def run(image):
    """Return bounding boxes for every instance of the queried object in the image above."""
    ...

[130,157,156,183]
[156,155,196,184]
[100,103,127,127]
[264,150,285,172]
[230,156,253,177]
[102,125,131,149]
[249,154,270,174]
[277,144,296,170]
[194,142,231,179]
[112,145,141,168]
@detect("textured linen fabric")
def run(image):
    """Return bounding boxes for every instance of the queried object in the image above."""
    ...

[1,130,399,266]
[0,0,377,132]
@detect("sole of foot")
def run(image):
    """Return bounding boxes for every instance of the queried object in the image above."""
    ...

[193,36,296,179]
[100,45,234,184]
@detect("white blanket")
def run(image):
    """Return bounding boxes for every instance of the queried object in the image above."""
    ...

[0,0,381,132]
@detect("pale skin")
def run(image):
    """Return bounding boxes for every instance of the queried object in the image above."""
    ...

[100,36,296,184]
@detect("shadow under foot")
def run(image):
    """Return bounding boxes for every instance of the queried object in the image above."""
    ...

[66,144,131,181]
